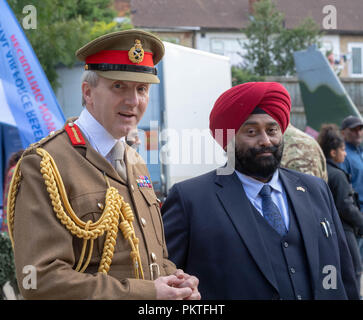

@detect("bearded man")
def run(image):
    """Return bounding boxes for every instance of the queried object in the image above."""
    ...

[161,82,359,300]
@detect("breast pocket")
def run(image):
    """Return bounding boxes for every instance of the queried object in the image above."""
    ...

[68,191,105,259]
[69,191,130,258]
[139,187,165,246]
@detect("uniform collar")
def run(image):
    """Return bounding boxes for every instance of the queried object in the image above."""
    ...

[75,108,124,158]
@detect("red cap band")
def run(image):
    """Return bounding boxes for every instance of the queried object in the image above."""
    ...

[85,50,154,67]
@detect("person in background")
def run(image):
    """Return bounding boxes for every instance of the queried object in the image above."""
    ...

[318,124,363,292]
[1,149,24,233]
[340,115,363,277]
[340,116,363,210]
[281,124,328,182]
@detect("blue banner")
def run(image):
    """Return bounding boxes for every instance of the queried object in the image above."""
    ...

[0,0,65,148]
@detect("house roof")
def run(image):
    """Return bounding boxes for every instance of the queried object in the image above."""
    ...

[130,0,363,33]
[130,0,249,29]
[275,0,363,33]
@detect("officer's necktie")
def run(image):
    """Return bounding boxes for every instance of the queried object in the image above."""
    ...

[110,140,127,182]
[259,185,287,236]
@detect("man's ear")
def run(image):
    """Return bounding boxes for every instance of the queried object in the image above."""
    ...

[81,82,93,107]
[330,149,337,159]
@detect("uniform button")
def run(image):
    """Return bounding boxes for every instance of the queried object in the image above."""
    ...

[141,218,147,227]
[297,295,302,300]
[290,267,296,274]
[283,241,289,248]
[151,252,157,262]
[97,202,104,210]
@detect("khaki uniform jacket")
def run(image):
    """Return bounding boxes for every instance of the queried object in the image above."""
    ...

[12,121,176,299]
[281,124,328,182]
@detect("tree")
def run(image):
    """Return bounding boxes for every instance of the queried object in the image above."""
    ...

[0,232,18,299]
[240,0,321,77]
[273,17,322,76]
[8,0,133,90]
[231,66,264,86]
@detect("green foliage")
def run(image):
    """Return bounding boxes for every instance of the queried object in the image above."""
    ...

[243,0,284,76]
[8,0,133,90]
[90,20,133,39]
[0,232,17,295]
[231,66,265,86]
[241,0,321,76]
[273,17,322,76]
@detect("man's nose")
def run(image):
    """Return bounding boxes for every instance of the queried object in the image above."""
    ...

[258,131,273,146]
[123,89,139,107]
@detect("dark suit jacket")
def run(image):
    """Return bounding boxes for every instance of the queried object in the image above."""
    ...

[162,168,360,300]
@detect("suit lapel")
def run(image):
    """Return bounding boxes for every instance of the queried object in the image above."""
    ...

[215,171,279,292]
[278,169,319,294]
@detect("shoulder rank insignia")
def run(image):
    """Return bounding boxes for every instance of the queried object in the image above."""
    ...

[65,122,85,146]
[128,39,144,64]
[136,175,152,188]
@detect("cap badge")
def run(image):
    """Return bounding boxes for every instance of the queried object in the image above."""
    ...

[128,39,144,64]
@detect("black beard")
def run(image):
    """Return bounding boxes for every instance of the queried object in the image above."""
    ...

[235,141,284,181]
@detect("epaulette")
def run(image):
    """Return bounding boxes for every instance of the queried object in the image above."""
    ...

[64,122,86,146]
[23,128,65,156]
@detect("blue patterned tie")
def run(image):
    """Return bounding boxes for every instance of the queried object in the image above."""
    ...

[259,185,287,236]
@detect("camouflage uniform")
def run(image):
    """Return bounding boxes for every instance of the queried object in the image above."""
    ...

[281,124,328,182]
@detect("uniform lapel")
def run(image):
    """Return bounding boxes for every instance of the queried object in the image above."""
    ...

[64,119,125,183]
[278,169,319,295]
[215,171,279,292]
[124,145,156,204]
[81,137,122,183]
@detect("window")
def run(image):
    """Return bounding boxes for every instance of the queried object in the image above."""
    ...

[348,43,363,77]
[210,39,224,55]
[210,38,246,65]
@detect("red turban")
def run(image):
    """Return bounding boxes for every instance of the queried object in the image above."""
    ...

[209,82,291,149]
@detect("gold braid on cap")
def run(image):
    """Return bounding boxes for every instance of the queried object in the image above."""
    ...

[7,147,144,279]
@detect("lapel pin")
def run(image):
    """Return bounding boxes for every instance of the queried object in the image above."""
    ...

[296,186,306,192]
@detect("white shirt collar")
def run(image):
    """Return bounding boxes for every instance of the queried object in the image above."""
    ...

[235,169,282,200]
[74,108,124,159]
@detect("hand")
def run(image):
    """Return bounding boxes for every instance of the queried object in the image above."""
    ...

[173,269,201,300]
[154,275,192,300]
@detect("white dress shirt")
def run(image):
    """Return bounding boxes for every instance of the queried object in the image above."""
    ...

[235,169,290,230]
[74,108,124,163]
